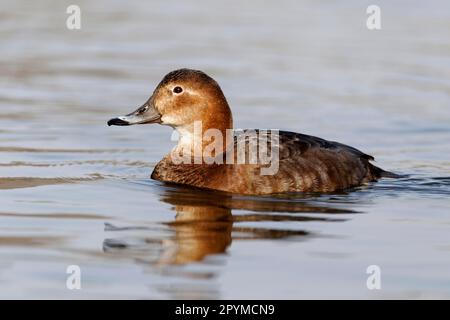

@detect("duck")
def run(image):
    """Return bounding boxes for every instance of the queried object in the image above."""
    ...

[108,68,397,195]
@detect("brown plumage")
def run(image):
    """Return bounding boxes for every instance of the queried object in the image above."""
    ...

[152,130,389,194]
[108,68,397,195]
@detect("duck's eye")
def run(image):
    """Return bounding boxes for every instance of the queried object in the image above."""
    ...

[173,86,183,94]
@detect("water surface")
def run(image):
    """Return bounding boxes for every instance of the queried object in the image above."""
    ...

[0,0,450,299]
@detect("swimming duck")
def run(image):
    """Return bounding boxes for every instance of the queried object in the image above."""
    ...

[108,68,396,195]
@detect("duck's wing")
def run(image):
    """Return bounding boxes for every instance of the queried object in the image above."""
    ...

[232,129,374,162]
[229,129,383,193]
[277,130,375,162]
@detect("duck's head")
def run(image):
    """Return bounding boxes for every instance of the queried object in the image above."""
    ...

[108,69,233,134]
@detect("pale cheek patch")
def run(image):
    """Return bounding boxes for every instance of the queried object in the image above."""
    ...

[161,114,181,126]
[161,106,199,127]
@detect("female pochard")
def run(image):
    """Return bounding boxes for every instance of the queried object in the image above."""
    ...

[108,69,396,195]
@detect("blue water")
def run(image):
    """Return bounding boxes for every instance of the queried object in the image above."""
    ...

[0,0,449,299]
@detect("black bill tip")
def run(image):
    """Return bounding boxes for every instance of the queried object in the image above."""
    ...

[107,118,130,126]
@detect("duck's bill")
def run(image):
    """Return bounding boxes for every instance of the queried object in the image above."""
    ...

[107,102,161,126]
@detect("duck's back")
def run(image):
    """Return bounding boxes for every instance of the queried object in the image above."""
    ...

[152,130,390,195]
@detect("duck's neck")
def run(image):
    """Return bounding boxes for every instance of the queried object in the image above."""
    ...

[172,117,233,163]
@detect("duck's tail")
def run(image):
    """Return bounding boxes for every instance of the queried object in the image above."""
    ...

[369,164,404,179]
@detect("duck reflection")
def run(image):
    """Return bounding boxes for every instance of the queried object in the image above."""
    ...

[161,204,232,264]
[103,185,356,265]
